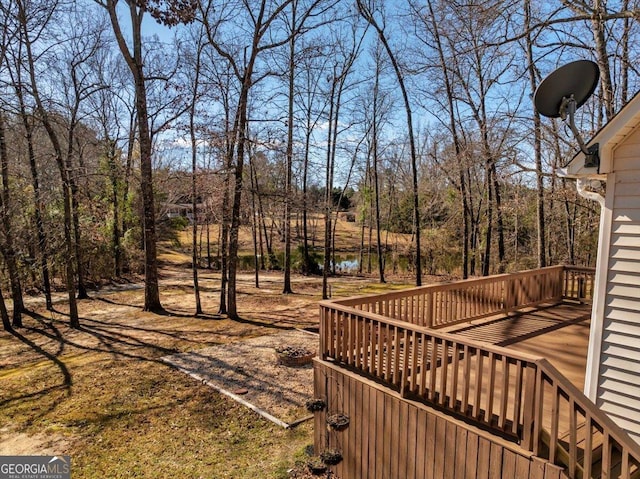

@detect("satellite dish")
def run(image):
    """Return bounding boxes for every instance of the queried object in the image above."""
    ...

[534,60,600,168]
[534,60,599,118]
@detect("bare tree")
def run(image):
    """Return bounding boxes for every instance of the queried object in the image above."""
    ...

[365,40,387,283]
[0,110,24,327]
[356,0,422,285]
[524,0,546,268]
[282,0,298,294]
[200,0,332,317]
[0,5,25,326]
[322,24,364,299]
[16,0,79,327]
[54,7,108,299]
[413,0,472,278]
[88,49,133,279]
[6,38,54,309]
[97,0,196,312]
[184,27,205,314]
[295,39,330,275]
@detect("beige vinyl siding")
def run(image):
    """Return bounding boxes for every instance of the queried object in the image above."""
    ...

[596,134,640,443]
[610,246,640,260]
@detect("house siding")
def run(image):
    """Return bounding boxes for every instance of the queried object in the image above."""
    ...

[596,126,640,445]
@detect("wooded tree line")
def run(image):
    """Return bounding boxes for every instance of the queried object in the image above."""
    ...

[0,0,636,330]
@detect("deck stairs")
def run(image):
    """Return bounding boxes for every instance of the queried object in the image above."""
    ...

[540,425,640,479]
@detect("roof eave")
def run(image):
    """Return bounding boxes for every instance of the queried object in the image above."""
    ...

[561,90,640,178]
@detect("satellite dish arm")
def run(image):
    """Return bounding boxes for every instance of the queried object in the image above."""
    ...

[560,95,590,155]
[560,95,600,169]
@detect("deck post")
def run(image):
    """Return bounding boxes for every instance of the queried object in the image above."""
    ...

[557,266,565,301]
[426,291,434,328]
[504,278,514,313]
[521,362,538,452]
[320,305,326,360]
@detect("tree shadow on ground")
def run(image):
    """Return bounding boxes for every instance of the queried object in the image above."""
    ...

[228,315,294,331]
[19,310,179,364]
[10,314,72,392]
[1,321,74,419]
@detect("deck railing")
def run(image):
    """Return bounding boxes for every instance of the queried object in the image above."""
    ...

[563,265,597,303]
[333,265,594,330]
[319,296,640,478]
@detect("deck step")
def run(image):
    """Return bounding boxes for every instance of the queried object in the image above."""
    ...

[541,426,640,479]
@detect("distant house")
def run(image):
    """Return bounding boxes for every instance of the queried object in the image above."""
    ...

[163,202,194,222]
[161,194,208,225]
[562,91,640,444]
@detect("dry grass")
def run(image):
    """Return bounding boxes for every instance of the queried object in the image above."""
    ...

[0,262,414,478]
[175,216,414,257]
[1,215,421,477]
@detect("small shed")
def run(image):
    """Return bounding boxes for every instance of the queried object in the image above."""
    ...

[562,91,640,444]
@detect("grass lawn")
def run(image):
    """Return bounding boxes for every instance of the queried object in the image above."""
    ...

[0,265,413,478]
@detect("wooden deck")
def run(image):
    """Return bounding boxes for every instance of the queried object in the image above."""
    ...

[446,302,592,392]
[314,266,640,478]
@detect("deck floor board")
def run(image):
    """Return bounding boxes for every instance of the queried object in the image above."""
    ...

[446,302,592,392]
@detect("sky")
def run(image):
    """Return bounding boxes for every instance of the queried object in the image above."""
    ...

[112,2,181,47]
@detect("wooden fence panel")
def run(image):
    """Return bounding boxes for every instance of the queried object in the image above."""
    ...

[320,303,640,477]
[315,360,583,479]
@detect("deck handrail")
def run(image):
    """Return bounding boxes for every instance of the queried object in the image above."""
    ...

[534,358,640,478]
[320,290,640,478]
[332,266,594,330]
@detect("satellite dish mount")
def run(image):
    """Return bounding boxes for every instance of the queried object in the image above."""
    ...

[534,60,600,169]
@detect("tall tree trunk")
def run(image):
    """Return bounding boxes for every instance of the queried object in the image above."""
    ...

[302,126,313,273]
[249,150,273,269]
[0,112,24,327]
[20,2,79,327]
[136,82,161,310]
[369,186,375,274]
[359,159,370,276]
[65,116,88,299]
[206,215,211,269]
[248,140,260,287]
[189,51,203,315]
[282,1,296,294]
[592,0,614,120]
[492,163,506,272]
[14,75,52,308]
[357,1,422,285]
[470,199,480,276]
[121,112,137,242]
[218,163,231,313]
[227,80,251,319]
[426,0,469,278]
[322,76,336,300]
[105,0,162,312]
[249,164,260,288]
[621,0,630,105]
[217,95,236,314]
[251,162,268,270]
[371,63,385,283]
[106,140,122,277]
[524,0,546,268]
[482,159,493,277]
